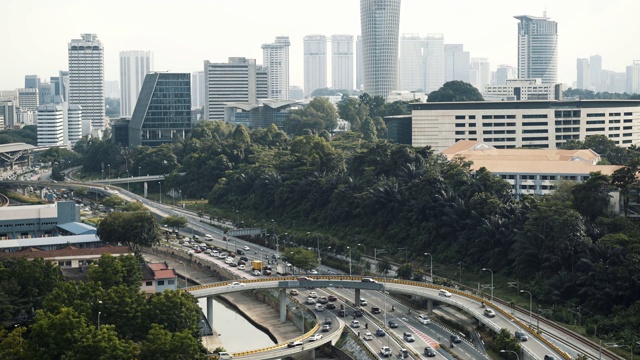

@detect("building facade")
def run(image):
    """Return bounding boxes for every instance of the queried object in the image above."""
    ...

[470,58,491,92]
[17,88,39,111]
[590,54,602,91]
[356,35,363,90]
[0,201,80,240]
[494,65,518,85]
[412,100,640,152]
[25,75,40,90]
[577,58,590,90]
[360,0,401,99]
[68,34,105,134]
[36,104,64,146]
[483,79,558,101]
[303,35,327,97]
[444,44,470,83]
[224,100,298,129]
[331,35,354,91]
[191,70,205,110]
[399,34,424,92]
[129,73,191,147]
[119,50,153,117]
[67,104,82,147]
[262,36,291,100]
[626,61,640,94]
[515,15,558,84]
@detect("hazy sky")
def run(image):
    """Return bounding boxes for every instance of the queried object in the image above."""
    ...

[2,0,640,91]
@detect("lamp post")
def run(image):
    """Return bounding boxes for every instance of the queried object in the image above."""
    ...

[179,261,188,287]
[500,350,519,360]
[201,319,209,352]
[424,253,433,283]
[347,246,352,276]
[235,210,239,228]
[158,182,162,204]
[520,289,533,326]
[138,166,141,178]
[107,164,110,185]
[357,243,366,256]
[482,268,494,301]
[374,248,386,275]
[98,311,102,331]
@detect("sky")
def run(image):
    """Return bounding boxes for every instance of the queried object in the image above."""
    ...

[2,0,640,91]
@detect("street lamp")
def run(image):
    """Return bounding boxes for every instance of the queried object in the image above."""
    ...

[424,253,433,283]
[500,350,519,360]
[138,166,141,178]
[520,289,533,327]
[606,343,635,360]
[347,246,352,276]
[179,261,188,287]
[374,248,387,275]
[107,164,110,185]
[482,268,494,301]
[357,243,366,256]
[98,311,102,331]
[158,182,162,204]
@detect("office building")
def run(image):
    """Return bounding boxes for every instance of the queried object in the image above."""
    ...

[483,79,558,101]
[626,61,640,94]
[590,54,602,91]
[423,34,445,93]
[332,35,354,91]
[39,83,52,105]
[515,14,558,84]
[356,35,363,90]
[303,35,327,96]
[54,70,69,101]
[67,104,82,147]
[494,65,517,85]
[399,34,424,92]
[0,101,17,128]
[411,100,640,152]
[129,72,191,147]
[601,70,626,93]
[104,81,120,99]
[68,33,105,134]
[25,75,40,90]
[577,58,590,90]
[120,50,153,117]
[262,36,291,100]
[444,44,470,83]
[256,65,269,100]
[17,88,39,111]
[191,71,205,109]
[360,0,401,99]
[37,104,64,146]
[470,58,491,92]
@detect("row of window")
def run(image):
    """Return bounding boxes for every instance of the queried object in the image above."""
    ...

[145,280,176,286]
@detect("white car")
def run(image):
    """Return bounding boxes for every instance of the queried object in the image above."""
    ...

[309,269,318,275]
[308,334,323,341]
[242,245,250,251]
[252,270,261,276]
[229,282,245,287]
[359,298,368,306]
[305,297,316,305]
[363,332,373,340]
[417,314,431,324]
[238,265,245,270]
[484,309,496,318]
[351,320,360,328]
[309,291,318,298]
[381,346,392,357]
[204,234,213,240]
[439,289,452,297]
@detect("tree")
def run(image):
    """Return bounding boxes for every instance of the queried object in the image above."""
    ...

[377,257,392,276]
[102,195,125,209]
[75,186,89,198]
[361,117,377,142]
[88,254,142,289]
[427,81,484,102]
[282,248,319,272]
[283,97,338,136]
[97,211,161,253]
[138,324,205,360]
[122,201,146,212]
[571,172,613,221]
[396,263,413,280]
[0,326,27,360]
[144,291,202,337]
[162,216,188,231]
[611,160,640,216]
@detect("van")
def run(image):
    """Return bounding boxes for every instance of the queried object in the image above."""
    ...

[315,304,324,311]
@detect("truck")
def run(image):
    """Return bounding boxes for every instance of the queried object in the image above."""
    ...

[276,263,290,276]
[252,260,264,272]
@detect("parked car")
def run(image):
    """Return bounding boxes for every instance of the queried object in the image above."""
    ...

[484,309,496,318]
[403,332,415,342]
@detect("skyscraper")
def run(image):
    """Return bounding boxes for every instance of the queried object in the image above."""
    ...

[444,44,470,83]
[331,35,354,91]
[494,65,517,85]
[25,75,40,90]
[423,34,445,93]
[68,33,105,134]
[356,35,363,90]
[360,0,401,99]
[262,36,290,100]
[576,58,590,90]
[17,88,39,111]
[399,34,424,92]
[590,54,602,91]
[120,50,153,117]
[303,35,327,97]
[37,104,64,146]
[626,61,640,94]
[191,71,204,109]
[470,58,491,92]
[515,14,558,84]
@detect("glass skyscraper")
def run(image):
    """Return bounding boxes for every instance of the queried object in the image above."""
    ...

[515,15,558,84]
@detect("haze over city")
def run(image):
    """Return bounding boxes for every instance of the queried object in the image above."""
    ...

[2,0,640,89]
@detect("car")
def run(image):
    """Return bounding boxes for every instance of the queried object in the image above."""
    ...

[328,295,337,302]
[204,234,213,240]
[380,346,392,357]
[417,314,431,324]
[309,269,318,275]
[321,324,331,332]
[351,320,360,328]
[371,306,381,314]
[236,249,245,256]
[484,309,496,318]
[324,318,332,325]
[359,298,368,306]
[338,309,346,317]
[240,256,249,262]
[354,309,363,317]
[289,289,299,295]
[287,340,303,348]
[308,334,322,341]
[315,304,324,311]
[252,270,261,276]
[326,303,336,310]
[217,352,233,359]
[514,330,528,342]
[305,297,316,305]
[243,245,250,251]
[229,281,245,287]
[361,277,377,283]
[544,356,556,360]
[388,320,398,328]
[450,334,462,343]
[376,329,386,337]
[308,291,318,298]
[363,332,373,340]
[225,258,234,264]
[219,252,229,258]
[228,253,236,258]
[403,332,415,342]
[237,264,245,270]
[439,289,452,297]
[193,235,200,240]
[424,347,436,357]
[318,296,328,304]
[238,260,246,265]
[229,262,238,267]
[400,349,409,359]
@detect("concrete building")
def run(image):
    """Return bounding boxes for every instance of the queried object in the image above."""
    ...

[262,36,291,100]
[411,100,640,152]
[191,70,205,110]
[470,58,491,92]
[356,35,363,90]
[360,0,401,99]
[129,72,191,147]
[387,90,427,103]
[303,35,328,97]
[67,104,82,147]
[626,61,640,94]
[119,50,153,117]
[25,75,40,90]
[442,140,621,197]
[590,54,602,91]
[577,58,590,90]
[399,34,424,92]
[494,65,518,85]
[423,34,445,93]
[0,201,81,240]
[68,34,105,134]
[224,100,298,129]
[331,34,354,91]
[515,14,558,84]
[483,79,558,101]
[36,104,64,146]
[17,88,39,111]
[54,70,69,101]
[444,44,470,83]
[39,82,52,105]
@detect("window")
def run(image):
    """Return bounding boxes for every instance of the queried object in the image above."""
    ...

[455,123,465,127]
[507,115,516,119]
[609,119,621,123]
[624,126,632,130]
[494,122,505,127]
[624,119,633,123]
[469,130,477,135]
[455,131,465,135]
[483,130,493,134]
[523,129,548,134]
[158,280,165,286]
[493,115,505,119]
[522,114,548,119]
[483,123,493,127]
[586,120,605,125]
[522,122,548,126]
[168,280,175,285]
[587,113,606,117]
[482,115,492,119]
[146,281,152,286]
[469,123,476,127]
[469,115,476,119]
[522,136,549,141]
[455,115,465,120]
[609,134,620,138]
[624,112,633,116]
[624,133,633,137]
[623,139,633,144]
[609,127,620,131]
[586,127,605,132]
[609,112,621,116]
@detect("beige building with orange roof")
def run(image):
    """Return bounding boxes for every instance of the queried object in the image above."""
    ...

[443,140,622,198]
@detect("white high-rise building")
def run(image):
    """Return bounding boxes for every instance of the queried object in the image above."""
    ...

[120,50,153,117]
[68,33,104,134]
[356,35,363,91]
[626,61,640,94]
[360,0,401,99]
[590,54,602,91]
[470,58,491,92]
[423,34,445,93]
[37,104,64,146]
[399,34,424,92]
[191,71,205,109]
[262,36,290,100]
[303,35,327,97]
[17,88,39,111]
[515,14,558,84]
[444,44,470,83]
[494,65,518,85]
[576,58,590,90]
[331,35,354,91]
[67,104,82,147]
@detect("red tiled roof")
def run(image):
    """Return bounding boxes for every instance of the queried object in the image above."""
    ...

[147,262,169,271]
[153,269,177,280]
[0,245,131,259]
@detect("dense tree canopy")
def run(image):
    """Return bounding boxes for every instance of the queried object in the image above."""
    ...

[427,81,484,102]
[96,211,161,253]
[284,97,338,136]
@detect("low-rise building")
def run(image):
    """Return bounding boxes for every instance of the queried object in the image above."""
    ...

[0,201,81,239]
[483,78,561,101]
[224,100,299,129]
[0,243,130,268]
[141,262,178,293]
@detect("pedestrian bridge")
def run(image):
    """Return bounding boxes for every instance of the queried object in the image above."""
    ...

[187,276,568,360]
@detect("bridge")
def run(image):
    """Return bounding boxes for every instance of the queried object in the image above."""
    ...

[89,174,166,185]
[187,276,569,360]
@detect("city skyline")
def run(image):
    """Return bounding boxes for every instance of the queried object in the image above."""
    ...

[2,0,640,91]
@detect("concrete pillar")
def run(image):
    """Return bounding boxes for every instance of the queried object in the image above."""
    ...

[310,347,316,359]
[206,296,213,330]
[355,288,361,307]
[280,288,286,323]
[427,299,433,314]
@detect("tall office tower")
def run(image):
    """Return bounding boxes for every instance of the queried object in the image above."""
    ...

[470,58,491,92]
[191,71,205,109]
[129,73,191,147]
[25,75,40,89]
[444,44,470,83]
[262,36,291,100]
[204,57,262,120]
[494,65,517,85]
[303,35,328,96]
[68,33,105,134]
[332,35,354,91]
[39,82,52,105]
[576,58,590,90]
[37,104,64,146]
[626,61,640,94]
[120,50,153,117]
[58,70,69,101]
[17,88,39,111]
[356,35,363,90]
[423,34,445,93]
[256,65,269,100]
[590,54,602,91]
[360,0,401,99]
[399,34,424,92]
[50,77,61,98]
[515,14,558,84]
[67,104,82,147]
